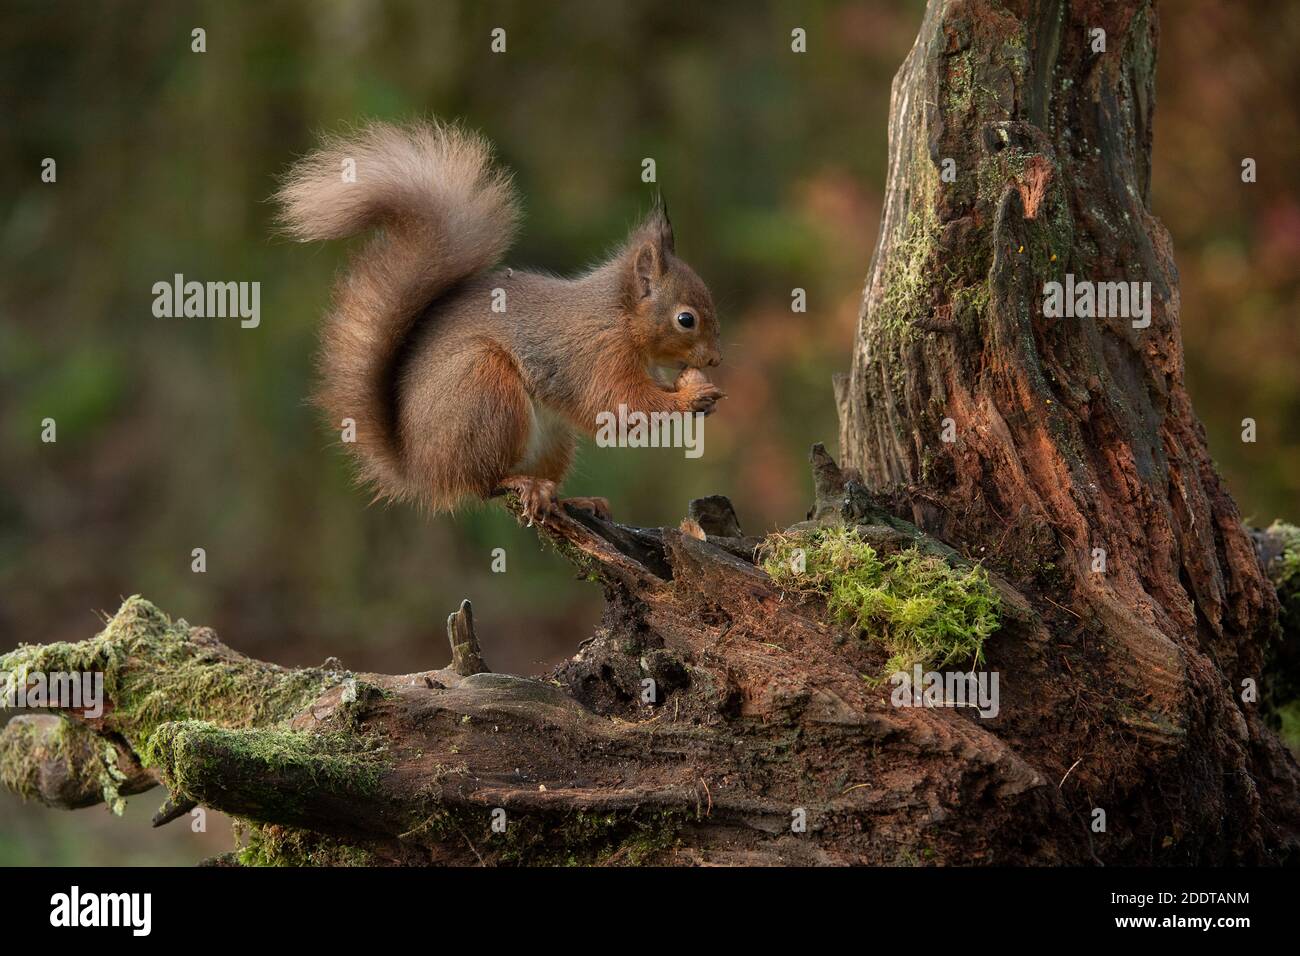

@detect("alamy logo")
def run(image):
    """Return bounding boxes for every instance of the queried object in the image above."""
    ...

[152,273,261,328]
[594,405,704,459]
[1042,273,1151,328]
[2,669,103,718]
[889,665,1000,718]
[49,886,151,936]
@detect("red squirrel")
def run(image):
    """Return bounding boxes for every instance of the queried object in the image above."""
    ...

[276,121,723,523]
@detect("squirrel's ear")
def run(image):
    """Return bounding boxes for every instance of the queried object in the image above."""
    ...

[633,241,661,299]
[628,197,673,300]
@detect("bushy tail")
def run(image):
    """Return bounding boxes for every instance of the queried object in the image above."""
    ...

[276,120,519,500]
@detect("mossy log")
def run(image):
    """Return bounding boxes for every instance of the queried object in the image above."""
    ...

[4,448,1297,865]
[0,449,1044,865]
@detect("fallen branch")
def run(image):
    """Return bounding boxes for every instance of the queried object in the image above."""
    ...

[2,447,1296,865]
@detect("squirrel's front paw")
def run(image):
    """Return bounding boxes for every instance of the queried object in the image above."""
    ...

[674,368,725,415]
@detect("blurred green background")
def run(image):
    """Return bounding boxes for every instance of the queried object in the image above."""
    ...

[1,0,1296,864]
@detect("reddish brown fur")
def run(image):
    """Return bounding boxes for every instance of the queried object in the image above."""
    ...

[276,120,722,514]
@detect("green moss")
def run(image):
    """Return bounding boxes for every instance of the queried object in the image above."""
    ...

[1,719,61,802]
[96,739,130,814]
[1264,521,1300,726]
[0,597,365,826]
[504,808,689,866]
[234,822,380,867]
[615,815,685,865]
[0,598,402,864]
[142,721,388,811]
[944,49,976,115]
[876,209,943,339]
[1278,699,1300,754]
[0,596,344,766]
[405,805,688,867]
[1264,521,1300,655]
[0,716,135,814]
[1267,521,1300,588]
[950,282,991,330]
[760,527,1000,675]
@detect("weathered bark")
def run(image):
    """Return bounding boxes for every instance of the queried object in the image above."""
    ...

[837,0,1299,861]
[0,481,1066,866]
[3,0,1297,866]
[3,478,1298,864]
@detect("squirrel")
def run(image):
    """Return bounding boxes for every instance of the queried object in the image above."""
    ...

[275,120,723,524]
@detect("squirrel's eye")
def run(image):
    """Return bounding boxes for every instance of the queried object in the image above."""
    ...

[676,311,696,330]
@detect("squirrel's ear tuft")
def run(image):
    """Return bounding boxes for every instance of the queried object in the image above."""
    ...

[650,193,675,255]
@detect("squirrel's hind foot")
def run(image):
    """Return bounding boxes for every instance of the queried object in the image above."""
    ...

[561,496,612,522]
[494,476,558,526]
